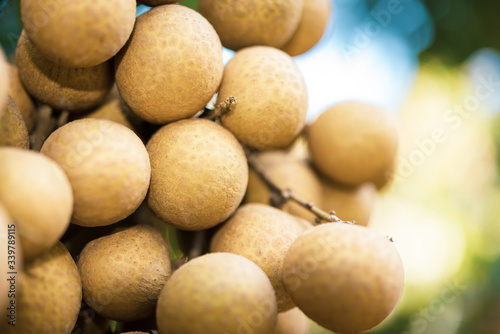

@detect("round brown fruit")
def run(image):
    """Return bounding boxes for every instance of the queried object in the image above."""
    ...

[308,101,399,186]
[211,203,310,312]
[219,46,308,150]
[283,223,404,334]
[41,119,150,227]
[0,242,82,334]
[21,0,136,68]
[199,0,303,50]
[245,150,323,222]
[78,225,171,321]
[274,307,309,334]
[0,95,30,149]
[156,252,278,334]
[281,0,331,56]
[7,63,36,132]
[0,148,73,259]
[16,30,113,112]
[115,4,223,124]
[147,118,248,231]
[320,176,377,226]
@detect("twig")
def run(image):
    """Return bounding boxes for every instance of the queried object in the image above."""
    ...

[200,96,237,120]
[247,154,355,224]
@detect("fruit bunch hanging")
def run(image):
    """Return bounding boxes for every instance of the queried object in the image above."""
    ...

[0,0,404,333]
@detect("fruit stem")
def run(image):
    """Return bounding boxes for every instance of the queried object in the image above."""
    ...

[246,154,354,224]
[200,96,237,120]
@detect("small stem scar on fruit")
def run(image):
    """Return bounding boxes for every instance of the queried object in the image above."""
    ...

[201,96,237,120]
[246,153,356,225]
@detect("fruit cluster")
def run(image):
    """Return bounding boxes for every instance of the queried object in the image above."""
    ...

[0,1,404,333]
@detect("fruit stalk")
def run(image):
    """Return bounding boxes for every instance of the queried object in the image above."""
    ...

[200,96,237,120]
[247,154,347,224]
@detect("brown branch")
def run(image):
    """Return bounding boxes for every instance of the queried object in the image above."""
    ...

[200,96,237,120]
[247,153,355,224]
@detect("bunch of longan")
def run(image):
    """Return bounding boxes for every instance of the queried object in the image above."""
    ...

[0,1,404,334]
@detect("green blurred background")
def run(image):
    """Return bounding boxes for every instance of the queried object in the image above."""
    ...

[3,0,500,333]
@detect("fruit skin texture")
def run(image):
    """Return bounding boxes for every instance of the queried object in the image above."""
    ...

[78,225,171,322]
[0,95,30,149]
[16,30,113,112]
[21,0,136,68]
[283,223,404,334]
[274,307,309,334]
[115,4,223,124]
[0,148,73,259]
[281,0,331,56]
[199,0,303,50]
[308,101,399,186]
[211,203,310,312]
[156,252,278,334]
[41,119,151,227]
[219,46,308,150]
[147,118,248,231]
[7,63,36,132]
[245,150,323,222]
[0,242,82,334]
[320,176,377,226]
[0,49,8,118]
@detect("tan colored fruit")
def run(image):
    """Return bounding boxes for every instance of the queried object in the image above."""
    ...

[16,30,113,112]
[78,225,171,321]
[0,148,73,259]
[283,224,404,334]
[211,203,310,312]
[308,101,399,186]
[320,176,377,226]
[0,95,29,149]
[0,49,8,118]
[69,98,134,130]
[245,151,323,222]
[0,242,82,334]
[115,4,223,124]
[274,308,309,334]
[41,119,150,227]
[0,203,16,309]
[7,63,36,131]
[147,119,248,231]
[219,46,308,150]
[21,0,136,68]
[156,252,278,334]
[199,0,303,50]
[281,0,331,56]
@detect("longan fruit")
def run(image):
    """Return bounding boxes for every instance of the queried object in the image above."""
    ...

[274,308,309,334]
[41,119,150,227]
[281,0,331,56]
[7,63,36,131]
[211,203,310,311]
[199,0,303,50]
[21,0,136,68]
[283,223,404,334]
[219,46,308,150]
[0,49,8,116]
[245,150,323,222]
[320,176,377,226]
[0,95,29,149]
[147,118,248,231]
[16,31,113,112]
[0,148,73,259]
[156,252,278,334]
[115,4,223,124]
[0,242,82,334]
[308,101,399,186]
[78,225,171,322]
[69,98,134,131]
